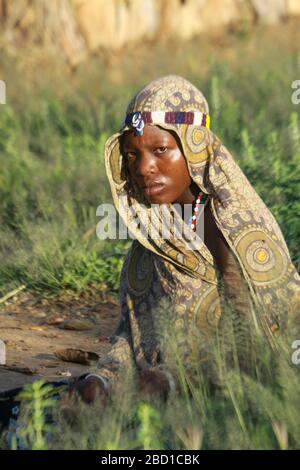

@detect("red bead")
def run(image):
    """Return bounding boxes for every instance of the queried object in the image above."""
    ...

[190,191,205,231]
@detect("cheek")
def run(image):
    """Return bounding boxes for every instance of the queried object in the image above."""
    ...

[166,153,191,185]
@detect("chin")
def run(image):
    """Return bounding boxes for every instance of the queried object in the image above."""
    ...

[145,194,171,205]
[142,188,171,205]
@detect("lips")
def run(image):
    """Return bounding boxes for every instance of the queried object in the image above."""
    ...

[142,182,165,196]
[142,179,164,187]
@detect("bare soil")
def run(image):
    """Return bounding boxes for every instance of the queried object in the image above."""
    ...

[0,290,120,393]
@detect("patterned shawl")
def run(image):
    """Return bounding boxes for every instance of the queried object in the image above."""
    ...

[103,75,300,374]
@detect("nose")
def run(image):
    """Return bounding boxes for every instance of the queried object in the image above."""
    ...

[133,150,157,177]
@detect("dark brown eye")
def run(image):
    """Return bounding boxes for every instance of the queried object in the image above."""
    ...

[156,146,167,154]
[126,152,136,159]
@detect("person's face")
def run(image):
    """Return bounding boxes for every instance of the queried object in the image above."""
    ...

[121,124,195,205]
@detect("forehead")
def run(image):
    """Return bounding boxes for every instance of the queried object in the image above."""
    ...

[121,125,178,148]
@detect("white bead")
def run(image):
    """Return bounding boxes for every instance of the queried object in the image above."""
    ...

[194,207,199,212]
[192,215,197,220]
[196,199,201,203]
[191,224,195,229]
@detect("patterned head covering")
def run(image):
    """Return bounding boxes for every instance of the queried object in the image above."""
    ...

[104,75,300,337]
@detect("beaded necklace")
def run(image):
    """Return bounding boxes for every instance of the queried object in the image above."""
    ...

[188,191,208,231]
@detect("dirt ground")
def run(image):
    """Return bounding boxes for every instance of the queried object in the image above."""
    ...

[0,289,120,393]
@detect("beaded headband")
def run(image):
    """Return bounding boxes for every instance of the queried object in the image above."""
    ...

[124,111,210,136]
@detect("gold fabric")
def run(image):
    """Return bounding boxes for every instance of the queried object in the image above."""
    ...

[96,75,300,385]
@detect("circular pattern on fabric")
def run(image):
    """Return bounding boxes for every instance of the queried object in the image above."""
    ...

[245,241,275,269]
[184,125,210,164]
[235,229,288,285]
[186,126,206,152]
[127,243,153,296]
[192,285,222,331]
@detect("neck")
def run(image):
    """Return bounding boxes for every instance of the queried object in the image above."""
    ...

[190,181,202,199]
[175,182,200,207]
[174,183,202,223]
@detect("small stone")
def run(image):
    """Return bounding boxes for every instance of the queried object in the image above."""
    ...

[57,370,72,377]
[47,316,65,325]
[29,326,46,331]
[55,348,99,365]
[34,312,47,319]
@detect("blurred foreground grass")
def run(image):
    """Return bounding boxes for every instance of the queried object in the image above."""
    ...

[3,295,300,450]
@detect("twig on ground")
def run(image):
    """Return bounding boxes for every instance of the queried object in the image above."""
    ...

[0,285,26,305]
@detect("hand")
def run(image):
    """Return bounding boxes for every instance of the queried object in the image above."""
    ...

[61,376,109,407]
[137,369,172,402]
